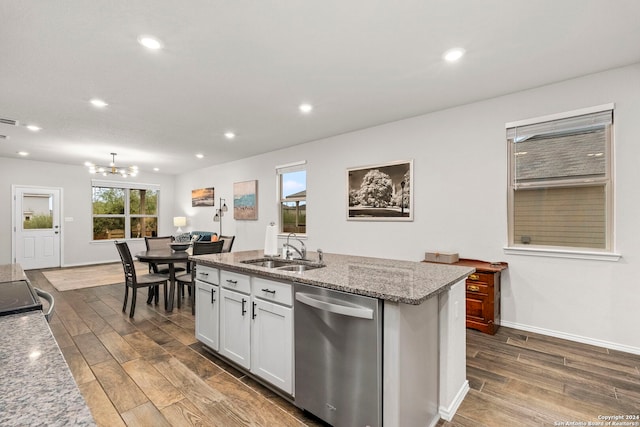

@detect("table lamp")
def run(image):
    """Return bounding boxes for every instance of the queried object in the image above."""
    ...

[173,216,187,233]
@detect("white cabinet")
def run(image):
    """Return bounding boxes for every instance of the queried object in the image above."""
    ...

[195,279,219,351]
[251,279,293,394]
[198,267,294,395]
[195,266,220,351]
[219,287,251,369]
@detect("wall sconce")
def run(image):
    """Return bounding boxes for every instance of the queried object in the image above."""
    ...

[213,198,228,236]
[173,216,187,233]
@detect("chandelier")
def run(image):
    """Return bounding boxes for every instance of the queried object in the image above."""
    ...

[87,153,138,177]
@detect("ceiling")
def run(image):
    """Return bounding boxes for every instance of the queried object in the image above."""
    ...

[1,1,640,175]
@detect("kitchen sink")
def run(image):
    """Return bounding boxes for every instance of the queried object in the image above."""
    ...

[276,264,322,273]
[241,259,293,268]
[241,258,325,272]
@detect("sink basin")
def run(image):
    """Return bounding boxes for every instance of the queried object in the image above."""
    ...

[241,258,325,272]
[275,264,322,273]
[241,259,293,268]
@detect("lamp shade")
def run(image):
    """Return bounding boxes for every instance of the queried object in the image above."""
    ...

[173,216,187,227]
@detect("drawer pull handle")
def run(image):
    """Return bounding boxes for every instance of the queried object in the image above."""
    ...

[261,288,276,294]
[226,279,238,285]
[469,274,480,281]
[467,285,480,292]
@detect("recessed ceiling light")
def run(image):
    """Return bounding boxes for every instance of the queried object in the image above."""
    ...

[196,153,204,159]
[224,131,236,140]
[26,124,41,132]
[138,35,163,50]
[17,151,29,156]
[299,103,313,114]
[90,98,108,108]
[443,47,466,62]
[153,167,160,172]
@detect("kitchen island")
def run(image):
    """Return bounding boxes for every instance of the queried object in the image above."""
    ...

[0,264,95,426]
[191,250,474,426]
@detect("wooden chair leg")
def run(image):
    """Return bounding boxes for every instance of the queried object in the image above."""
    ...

[154,285,160,305]
[146,287,154,304]
[176,284,182,309]
[190,284,195,315]
[130,288,137,318]
[123,286,129,313]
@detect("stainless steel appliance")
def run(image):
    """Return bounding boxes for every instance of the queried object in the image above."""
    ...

[0,280,54,322]
[294,283,382,427]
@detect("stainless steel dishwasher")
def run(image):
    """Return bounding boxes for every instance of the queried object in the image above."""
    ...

[294,283,382,427]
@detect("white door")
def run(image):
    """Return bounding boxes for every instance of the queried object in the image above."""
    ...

[195,280,220,351]
[219,288,251,369]
[13,186,61,270]
[251,299,293,394]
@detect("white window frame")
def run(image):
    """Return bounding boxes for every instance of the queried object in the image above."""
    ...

[276,161,307,236]
[91,179,161,242]
[504,104,620,261]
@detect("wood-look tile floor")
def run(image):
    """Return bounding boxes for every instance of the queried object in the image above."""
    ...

[437,326,640,427]
[29,269,639,426]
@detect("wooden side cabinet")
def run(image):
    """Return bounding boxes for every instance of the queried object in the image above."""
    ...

[454,259,508,335]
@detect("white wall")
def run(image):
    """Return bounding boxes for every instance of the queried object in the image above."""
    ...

[176,63,640,353]
[0,158,176,266]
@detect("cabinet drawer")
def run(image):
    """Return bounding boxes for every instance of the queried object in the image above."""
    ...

[467,271,494,285]
[220,270,251,294]
[252,277,293,307]
[195,265,219,285]
[465,281,489,295]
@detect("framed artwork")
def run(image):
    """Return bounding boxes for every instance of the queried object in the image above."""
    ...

[347,159,413,221]
[192,187,215,207]
[233,180,258,220]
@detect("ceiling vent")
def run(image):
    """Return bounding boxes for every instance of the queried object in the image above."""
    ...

[0,117,19,126]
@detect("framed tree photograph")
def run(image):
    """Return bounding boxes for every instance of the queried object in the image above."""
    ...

[233,180,258,220]
[347,160,413,221]
[192,187,215,207]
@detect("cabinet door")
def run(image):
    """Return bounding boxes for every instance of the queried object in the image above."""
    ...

[251,299,293,394]
[219,288,251,369]
[195,280,219,351]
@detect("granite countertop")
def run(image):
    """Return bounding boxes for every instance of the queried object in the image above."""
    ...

[191,250,474,305]
[0,263,28,282]
[0,265,95,426]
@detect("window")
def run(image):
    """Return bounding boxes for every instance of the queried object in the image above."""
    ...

[92,180,160,241]
[277,161,306,234]
[507,105,613,252]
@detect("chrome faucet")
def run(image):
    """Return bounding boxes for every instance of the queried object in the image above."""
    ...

[284,233,306,260]
[317,248,324,264]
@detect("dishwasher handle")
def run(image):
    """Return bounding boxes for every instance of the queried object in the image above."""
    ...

[34,287,55,323]
[295,292,373,319]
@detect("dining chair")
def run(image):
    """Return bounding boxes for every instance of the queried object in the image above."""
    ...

[115,241,168,318]
[175,240,224,314]
[219,235,235,252]
[144,236,186,303]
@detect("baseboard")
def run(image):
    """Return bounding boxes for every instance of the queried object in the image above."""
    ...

[439,380,469,421]
[500,320,640,356]
[61,259,121,268]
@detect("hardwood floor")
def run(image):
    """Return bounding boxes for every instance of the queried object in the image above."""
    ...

[29,269,639,426]
[437,327,640,427]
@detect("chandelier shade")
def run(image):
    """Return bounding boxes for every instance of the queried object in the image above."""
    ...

[87,153,138,177]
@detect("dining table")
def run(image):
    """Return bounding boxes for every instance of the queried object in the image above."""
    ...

[135,248,190,312]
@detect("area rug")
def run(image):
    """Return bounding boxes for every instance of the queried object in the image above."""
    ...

[43,262,145,291]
